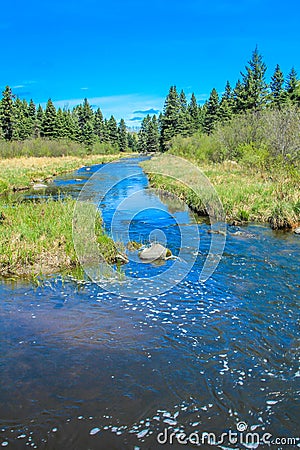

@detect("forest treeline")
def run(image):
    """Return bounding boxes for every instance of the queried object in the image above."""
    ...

[138,47,300,163]
[0,47,299,161]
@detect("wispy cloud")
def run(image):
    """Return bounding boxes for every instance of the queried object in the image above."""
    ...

[13,85,25,89]
[80,87,88,90]
[133,108,160,115]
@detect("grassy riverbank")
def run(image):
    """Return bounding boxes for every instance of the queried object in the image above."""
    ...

[0,197,122,277]
[0,152,129,277]
[141,155,300,229]
[0,153,129,194]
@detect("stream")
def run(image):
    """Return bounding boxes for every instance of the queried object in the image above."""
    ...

[0,157,299,449]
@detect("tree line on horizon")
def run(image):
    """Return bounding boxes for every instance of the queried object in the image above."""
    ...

[0,47,299,155]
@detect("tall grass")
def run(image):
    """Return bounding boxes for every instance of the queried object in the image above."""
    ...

[0,197,119,277]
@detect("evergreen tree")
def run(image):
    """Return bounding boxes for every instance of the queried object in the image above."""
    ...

[118,118,127,152]
[285,67,300,105]
[233,79,244,113]
[240,47,268,110]
[94,108,105,142]
[270,64,286,108]
[0,86,14,140]
[63,110,76,140]
[127,132,138,152]
[187,92,201,134]
[42,99,57,138]
[82,120,95,148]
[35,105,44,138]
[219,81,234,123]
[203,88,220,134]
[137,115,151,152]
[177,90,190,136]
[13,98,31,140]
[147,115,160,152]
[28,99,36,137]
[55,108,66,139]
[160,86,181,151]
[107,115,119,147]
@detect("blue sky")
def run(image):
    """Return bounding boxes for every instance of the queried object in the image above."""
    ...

[1,0,299,126]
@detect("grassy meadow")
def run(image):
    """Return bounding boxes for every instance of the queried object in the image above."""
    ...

[141,154,300,230]
[0,144,130,277]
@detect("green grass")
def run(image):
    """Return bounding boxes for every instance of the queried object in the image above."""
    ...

[141,155,300,230]
[0,197,121,277]
[0,153,132,194]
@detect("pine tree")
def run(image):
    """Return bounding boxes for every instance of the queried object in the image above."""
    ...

[219,81,234,123]
[42,99,57,138]
[127,132,138,152]
[270,64,286,109]
[94,108,105,142]
[286,67,298,94]
[187,92,201,134]
[147,115,160,152]
[160,86,181,151]
[118,118,127,152]
[233,79,244,113]
[28,99,36,137]
[36,105,44,138]
[0,86,14,140]
[285,67,300,105]
[107,115,119,147]
[13,98,30,140]
[203,88,220,134]
[63,110,76,140]
[137,115,151,152]
[177,90,190,136]
[55,108,66,139]
[82,120,95,148]
[240,47,268,110]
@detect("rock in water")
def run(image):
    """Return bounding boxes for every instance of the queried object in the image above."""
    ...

[139,243,171,261]
[294,227,300,235]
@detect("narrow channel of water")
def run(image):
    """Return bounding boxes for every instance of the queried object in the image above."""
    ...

[0,157,299,449]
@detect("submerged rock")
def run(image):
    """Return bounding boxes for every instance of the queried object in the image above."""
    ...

[294,227,300,235]
[139,243,171,261]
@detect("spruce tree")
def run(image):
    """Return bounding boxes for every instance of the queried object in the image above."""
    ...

[187,93,201,134]
[177,90,189,136]
[270,64,286,108]
[118,118,128,152]
[147,115,160,152]
[219,81,234,123]
[127,132,138,152]
[82,120,95,148]
[107,115,119,147]
[160,86,181,151]
[137,115,151,152]
[36,105,44,138]
[285,67,300,105]
[203,88,220,134]
[0,86,14,140]
[233,79,244,113]
[42,99,57,138]
[240,47,268,110]
[94,108,105,142]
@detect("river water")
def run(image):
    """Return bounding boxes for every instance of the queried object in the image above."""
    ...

[0,157,299,449]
